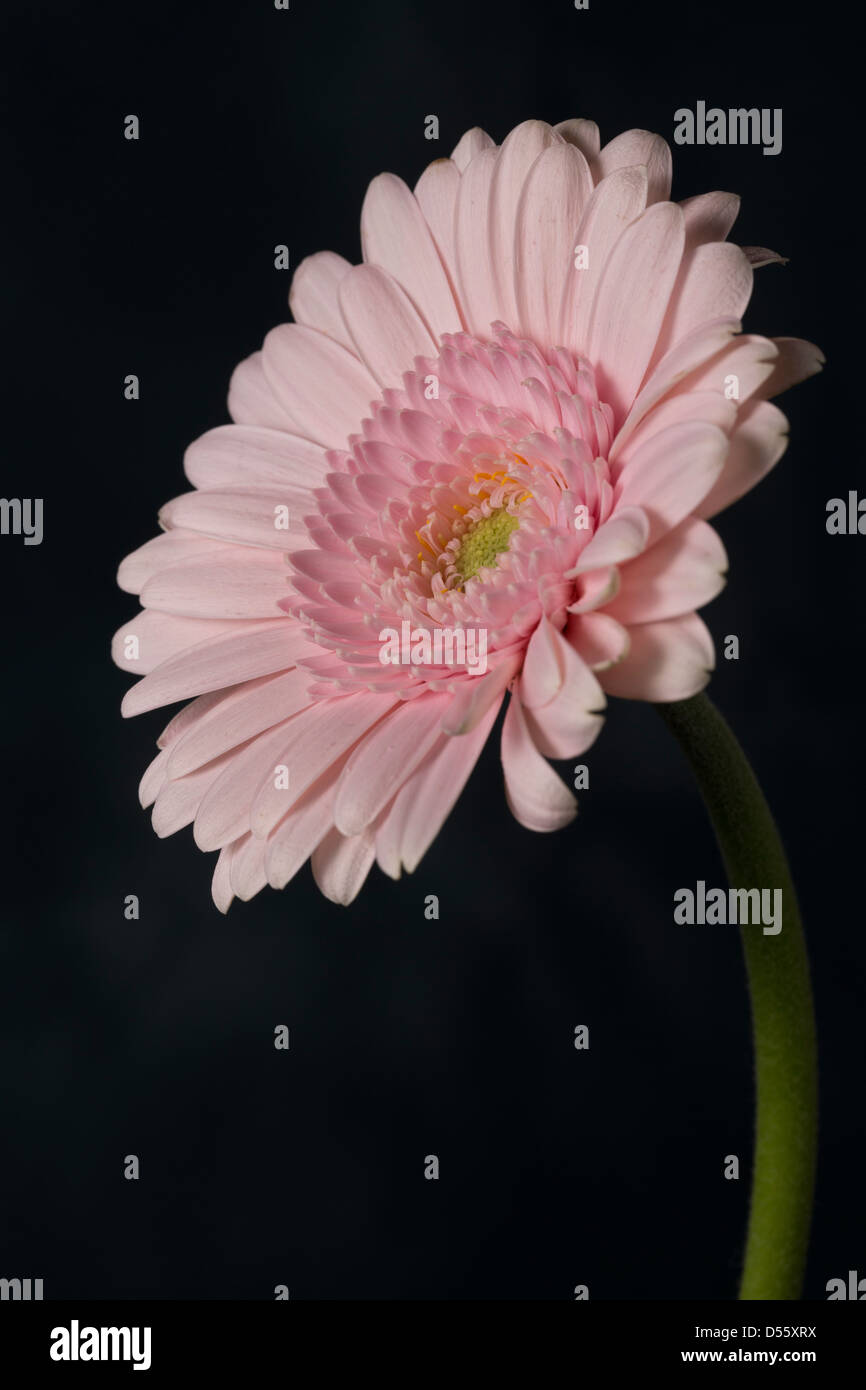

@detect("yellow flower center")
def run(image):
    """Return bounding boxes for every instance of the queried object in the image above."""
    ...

[454,507,520,583]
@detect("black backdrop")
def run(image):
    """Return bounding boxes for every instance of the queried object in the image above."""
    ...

[2,0,862,1300]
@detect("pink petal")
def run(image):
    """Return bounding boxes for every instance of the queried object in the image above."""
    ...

[615,421,729,543]
[118,531,230,596]
[554,118,601,161]
[360,173,463,339]
[559,165,648,352]
[339,264,438,388]
[250,693,400,837]
[167,669,315,777]
[489,119,560,328]
[113,611,251,676]
[227,351,296,431]
[696,400,789,519]
[211,845,235,913]
[229,833,269,901]
[586,201,685,423]
[564,612,630,670]
[311,827,376,905]
[141,548,292,619]
[593,129,672,204]
[439,653,520,735]
[572,506,650,573]
[454,147,501,338]
[501,694,578,833]
[680,191,740,249]
[450,126,495,172]
[605,518,728,623]
[652,242,753,364]
[615,318,741,449]
[599,613,715,701]
[519,620,605,759]
[289,251,353,346]
[759,337,825,399]
[139,747,170,808]
[334,692,451,835]
[262,324,378,448]
[396,696,502,874]
[193,717,304,850]
[121,620,316,716]
[183,425,329,493]
[414,157,461,278]
[515,142,594,347]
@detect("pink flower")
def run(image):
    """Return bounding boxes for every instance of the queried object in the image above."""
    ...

[114,118,822,910]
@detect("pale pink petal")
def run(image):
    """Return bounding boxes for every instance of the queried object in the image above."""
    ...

[227,351,297,431]
[229,833,269,901]
[652,242,753,363]
[514,142,594,346]
[501,694,578,833]
[414,158,461,277]
[680,192,740,249]
[610,391,737,475]
[211,845,236,913]
[360,173,463,339]
[554,118,601,161]
[113,611,250,676]
[599,613,715,701]
[398,698,502,873]
[289,250,353,346]
[564,612,630,670]
[249,693,400,837]
[593,129,672,204]
[489,120,560,329]
[439,653,521,735]
[615,421,729,542]
[311,827,377,905]
[140,548,292,619]
[121,621,317,716]
[519,620,605,759]
[334,692,451,836]
[183,425,329,494]
[339,264,438,388]
[193,718,303,851]
[759,338,825,399]
[605,518,728,623]
[450,126,495,171]
[615,318,741,448]
[117,531,230,596]
[454,147,501,338]
[586,201,685,423]
[167,669,315,777]
[139,748,170,809]
[571,507,650,573]
[520,616,565,708]
[559,165,649,351]
[152,748,238,839]
[266,766,343,889]
[696,400,789,518]
[262,324,378,448]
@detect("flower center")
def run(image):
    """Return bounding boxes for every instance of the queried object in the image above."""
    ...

[453,506,520,584]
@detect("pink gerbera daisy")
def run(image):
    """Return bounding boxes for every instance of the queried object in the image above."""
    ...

[113,117,822,911]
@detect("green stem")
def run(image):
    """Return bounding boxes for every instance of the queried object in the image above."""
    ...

[656,693,817,1301]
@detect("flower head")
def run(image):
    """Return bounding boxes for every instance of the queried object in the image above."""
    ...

[114,118,822,909]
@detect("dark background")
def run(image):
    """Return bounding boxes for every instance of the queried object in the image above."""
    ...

[1,0,862,1300]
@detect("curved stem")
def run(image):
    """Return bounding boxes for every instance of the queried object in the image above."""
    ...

[656,693,817,1300]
